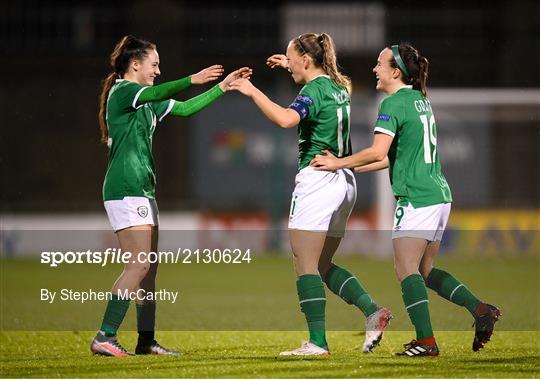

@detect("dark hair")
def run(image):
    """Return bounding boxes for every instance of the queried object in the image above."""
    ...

[98,35,156,144]
[389,43,429,97]
[292,33,351,90]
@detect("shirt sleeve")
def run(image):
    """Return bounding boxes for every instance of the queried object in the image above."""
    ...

[373,97,399,137]
[287,85,320,121]
[149,99,175,123]
[114,81,148,111]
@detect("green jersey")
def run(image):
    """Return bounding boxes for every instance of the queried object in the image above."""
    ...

[103,79,174,201]
[374,86,452,207]
[288,75,352,170]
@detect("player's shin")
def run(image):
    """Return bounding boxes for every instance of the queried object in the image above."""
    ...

[297,274,327,349]
[425,268,481,315]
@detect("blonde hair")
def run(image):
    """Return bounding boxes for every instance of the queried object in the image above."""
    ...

[292,32,350,90]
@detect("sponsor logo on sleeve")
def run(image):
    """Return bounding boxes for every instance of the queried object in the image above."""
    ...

[377,113,391,122]
[296,95,314,105]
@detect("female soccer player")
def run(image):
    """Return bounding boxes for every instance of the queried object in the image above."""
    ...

[91,35,251,356]
[311,43,500,356]
[230,33,392,356]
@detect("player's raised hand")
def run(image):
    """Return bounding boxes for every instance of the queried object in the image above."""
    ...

[191,65,224,84]
[227,78,257,97]
[218,67,253,92]
[310,150,341,171]
[266,54,288,70]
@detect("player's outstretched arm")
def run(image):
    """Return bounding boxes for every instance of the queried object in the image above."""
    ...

[310,133,393,171]
[218,67,253,92]
[191,65,225,84]
[266,54,288,70]
[137,76,192,104]
[136,65,227,105]
[228,78,300,129]
[169,67,252,117]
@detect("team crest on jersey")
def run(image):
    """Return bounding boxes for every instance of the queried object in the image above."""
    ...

[377,113,391,121]
[137,206,148,218]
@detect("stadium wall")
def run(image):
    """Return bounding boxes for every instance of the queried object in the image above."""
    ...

[1,211,538,258]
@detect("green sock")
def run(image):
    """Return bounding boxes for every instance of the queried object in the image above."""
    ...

[426,268,481,315]
[324,264,378,317]
[136,302,156,345]
[401,274,433,340]
[297,274,327,348]
[100,295,130,337]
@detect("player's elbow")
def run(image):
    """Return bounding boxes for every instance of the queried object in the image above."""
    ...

[274,109,299,129]
[276,119,297,129]
[372,149,387,162]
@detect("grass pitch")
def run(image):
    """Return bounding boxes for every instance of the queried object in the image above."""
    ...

[1,255,539,377]
[1,331,539,378]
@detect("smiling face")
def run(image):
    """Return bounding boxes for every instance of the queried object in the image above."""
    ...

[286,41,308,84]
[132,49,161,86]
[372,47,401,93]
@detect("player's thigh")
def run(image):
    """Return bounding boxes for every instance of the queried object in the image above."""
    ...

[419,240,441,278]
[117,224,153,274]
[140,225,160,288]
[289,229,327,275]
[318,236,342,277]
[393,237,428,281]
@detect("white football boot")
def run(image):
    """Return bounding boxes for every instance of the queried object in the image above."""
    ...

[279,341,329,356]
[362,307,393,353]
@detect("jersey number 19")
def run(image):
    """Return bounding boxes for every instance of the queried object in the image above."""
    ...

[420,114,437,164]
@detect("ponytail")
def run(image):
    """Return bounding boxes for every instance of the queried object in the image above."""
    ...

[98,35,156,144]
[292,33,350,91]
[98,72,118,144]
[416,56,429,97]
[319,33,351,91]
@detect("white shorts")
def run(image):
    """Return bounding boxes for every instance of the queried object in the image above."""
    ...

[288,167,356,238]
[392,202,451,241]
[104,196,159,232]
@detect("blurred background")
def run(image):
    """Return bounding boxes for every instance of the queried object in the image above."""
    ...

[1,0,539,256]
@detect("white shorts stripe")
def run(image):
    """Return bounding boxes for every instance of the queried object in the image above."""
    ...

[299,297,326,305]
[449,284,464,301]
[405,299,428,310]
[338,276,355,297]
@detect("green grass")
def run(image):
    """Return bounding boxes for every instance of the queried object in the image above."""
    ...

[1,255,539,377]
[1,331,539,378]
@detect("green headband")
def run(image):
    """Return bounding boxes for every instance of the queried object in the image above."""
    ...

[391,45,410,78]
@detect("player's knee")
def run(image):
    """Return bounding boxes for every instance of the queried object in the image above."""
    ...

[419,264,433,279]
[318,261,332,280]
[126,264,151,280]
